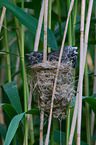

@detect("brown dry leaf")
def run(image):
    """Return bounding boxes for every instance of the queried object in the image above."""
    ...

[87,52,94,71]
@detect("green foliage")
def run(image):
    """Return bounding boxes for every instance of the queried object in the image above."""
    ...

[53,130,88,145]
[4,113,24,145]
[0,0,96,145]
[0,104,17,119]
[0,81,40,145]
[71,94,96,108]
[84,97,96,114]
[0,124,6,139]
[4,109,39,145]
[3,81,22,114]
[0,0,58,50]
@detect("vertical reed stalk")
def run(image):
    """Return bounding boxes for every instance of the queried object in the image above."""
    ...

[21,1,28,145]
[4,11,17,145]
[48,0,53,143]
[68,84,79,145]
[77,0,93,144]
[66,0,72,144]
[67,0,72,45]
[72,0,78,45]
[48,0,52,53]
[40,107,44,145]
[48,0,51,30]
[34,0,44,51]
[91,55,96,136]
[12,0,21,54]
[84,58,91,145]
[56,0,62,39]
[68,0,85,144]
[69,1,93,144]
[50,118,54,145]
[27,85,34,145]
[12,0,21,82]
[83,0,94,141]
[29,116,34,144]
[0,7,6,32]
[77,0,85,144]
[91,49,96,136]
[83,0,93,67]
[12,1,31,144]
[83,1,94,143]
[91,0,96,137]
[4,13,11,83]
[43,0,48,61]
[39,1,48,144]
[68,1,77,143]
[66,105,70,145]
[45,1,75,144]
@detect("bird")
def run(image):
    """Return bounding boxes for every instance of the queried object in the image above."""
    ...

[26,51,43,65]
[26,46,78,68]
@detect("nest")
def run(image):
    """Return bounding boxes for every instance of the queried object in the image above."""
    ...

[29,61,75,119]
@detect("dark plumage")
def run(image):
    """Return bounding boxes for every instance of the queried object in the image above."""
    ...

[26,46,78,68]
[26,51,43,65]
[48,46,78,68]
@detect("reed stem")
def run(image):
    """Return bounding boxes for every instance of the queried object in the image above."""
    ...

[91,0,96,137]
[67,0,72,46]
[45,1,75,144]
[43,0,48,61]
[4,12,11,83]
[4,11,17,145]
[72,0,78,45]
[56,0,62,40]
[77,0,85,144]
[84,58,91,145]
[34,0,44,51]
[48,0,52,53]
[21,1,28,145]
[66,105,70,145]
[40,107,44,145]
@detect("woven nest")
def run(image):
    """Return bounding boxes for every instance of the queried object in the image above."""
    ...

[29,61,75,119]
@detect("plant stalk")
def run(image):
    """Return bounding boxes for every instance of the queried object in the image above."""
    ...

[66,104,70,145]
[21,1,28,145]
[72,0,78,45]
[56,0,62,40]
[43,0,48,61]
[0,7,6,32]
[67,0,72,46]
[4,12,11,83]
[4,11,17,145]
[48,0,52,53]
[91,0,96,137]
[45,0,75,144]
[76,0,85,144]
[68,0,85,144]
[84,57,91,145]
[66,0,73,143]
[69,1,93,144]
[50,118,54,145]
[40,107,44,145]
[34,0,44,51]
[29,116,34,144]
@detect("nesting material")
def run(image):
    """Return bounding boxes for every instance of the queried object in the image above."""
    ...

[29,61,75,119]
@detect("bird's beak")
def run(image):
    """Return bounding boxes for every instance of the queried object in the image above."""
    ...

[72,47,78,54]
[72,47,78,50]
[74,51,78,54]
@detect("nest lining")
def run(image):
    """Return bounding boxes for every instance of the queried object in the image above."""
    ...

[29,61,75,119]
